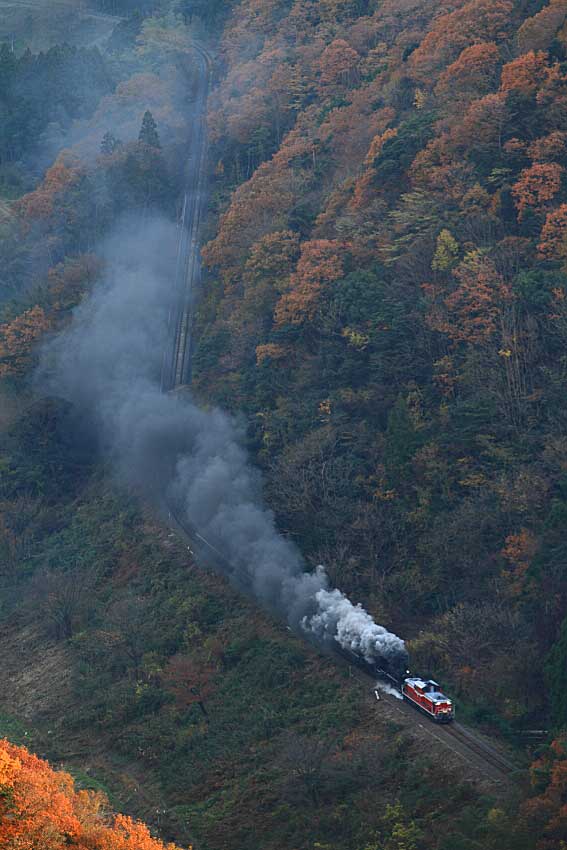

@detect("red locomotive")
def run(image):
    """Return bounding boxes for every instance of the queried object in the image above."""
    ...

[402,677,454,723]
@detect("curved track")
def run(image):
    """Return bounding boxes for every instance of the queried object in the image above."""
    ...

[162,42,521,788]
[445,720,517,777]
[168,499,519,786]
[379,688,516,782]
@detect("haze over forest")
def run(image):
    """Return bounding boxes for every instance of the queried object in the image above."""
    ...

[2,1,567,849]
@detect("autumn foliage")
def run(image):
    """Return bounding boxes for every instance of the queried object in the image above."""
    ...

[164,655,215,719]
[15,152,84,223]
[528,131,567,163]
[408,0,513,82]
[0,739,185,850]
[501,529,537,596]
[517,0,567,54]
[523,738,567,849]
[512,162,564,219]
[274,239,345,326]
[424,252,511,345]
[0,306,51,379]
[500,51,550,97]
[11,2,567,847]
[539,204,567,259]
[435,42,501,106]
[319,39,360,89]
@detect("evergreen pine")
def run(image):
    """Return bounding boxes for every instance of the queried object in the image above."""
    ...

[100,131,121,156]
[138,110,160,149]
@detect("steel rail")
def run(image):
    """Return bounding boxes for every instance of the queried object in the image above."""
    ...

[162,41,520,786]
[162,42,212,392]
[445,721,517,776]
[168,495,519,784]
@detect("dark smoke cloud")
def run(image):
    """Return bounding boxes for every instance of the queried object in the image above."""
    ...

[41,216,406,668]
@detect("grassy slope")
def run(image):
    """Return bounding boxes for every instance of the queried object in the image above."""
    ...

[0,425,511,849]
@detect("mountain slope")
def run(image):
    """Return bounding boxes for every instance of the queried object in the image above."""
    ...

[1,2,567,850]
[196,0,567,735]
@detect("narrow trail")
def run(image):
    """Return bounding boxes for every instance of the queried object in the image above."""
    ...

[161,41,523,791]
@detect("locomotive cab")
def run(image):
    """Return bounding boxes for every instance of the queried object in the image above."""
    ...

[402,677,454,723]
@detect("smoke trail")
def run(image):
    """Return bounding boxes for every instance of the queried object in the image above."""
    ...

[41,216,406,670]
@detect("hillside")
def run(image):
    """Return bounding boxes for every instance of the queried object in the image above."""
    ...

[1,1,567,850]
[196,0,567,732]
[0,739,183,850]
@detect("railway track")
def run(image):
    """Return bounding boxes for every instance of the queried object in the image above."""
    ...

[445,721,517,777]
[161,40,522,789]
[167,495,520,785]
[367,683,517,783]
[161,42,212,392]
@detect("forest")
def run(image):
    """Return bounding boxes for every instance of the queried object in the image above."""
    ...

[2,1,567,849]
[197,0,567,732]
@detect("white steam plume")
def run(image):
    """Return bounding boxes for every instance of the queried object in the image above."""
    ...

[304,587,406,664]
[375,681,403,700]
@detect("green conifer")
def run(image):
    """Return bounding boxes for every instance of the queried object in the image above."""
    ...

[138,110,160,149]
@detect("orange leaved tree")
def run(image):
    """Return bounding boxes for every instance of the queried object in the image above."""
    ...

[500,50,550,97]
[15,152,83,224]
[517,0,567,54]
[0,739,187,849]
[424,251,512,346]
[318,39,360,91]
[274,239,346,327]
[0,306,51,379]
[409,0,513,83]
[523,737,567,849]
[435,42,501,108]
[539,203,567,260]
[512,162,564,220]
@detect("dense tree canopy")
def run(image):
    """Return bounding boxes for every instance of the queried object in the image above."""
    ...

[195,0,567,738]
[0,43,112,172]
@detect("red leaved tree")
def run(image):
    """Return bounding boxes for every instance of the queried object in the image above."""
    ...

[164,655,216,720]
